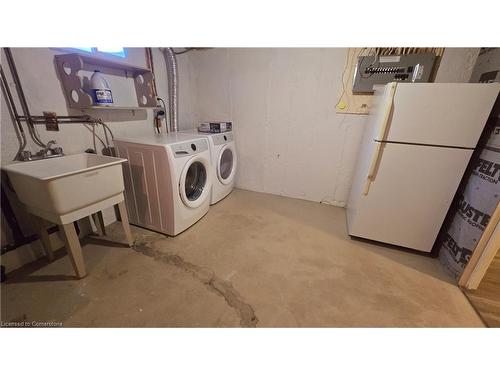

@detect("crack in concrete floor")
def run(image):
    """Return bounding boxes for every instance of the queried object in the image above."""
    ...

[132,238,258,328]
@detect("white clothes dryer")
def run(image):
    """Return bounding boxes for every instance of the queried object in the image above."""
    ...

[114,133,212,236]
[181,131,237,204]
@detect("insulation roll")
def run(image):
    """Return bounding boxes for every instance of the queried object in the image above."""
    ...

[439,117,500,279]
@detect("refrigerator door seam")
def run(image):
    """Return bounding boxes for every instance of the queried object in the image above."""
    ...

[374,139,475,150]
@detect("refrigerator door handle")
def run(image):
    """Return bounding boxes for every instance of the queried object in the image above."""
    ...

[363,82,397,195]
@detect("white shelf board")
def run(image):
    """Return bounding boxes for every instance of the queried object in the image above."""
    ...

[79,106,155,110]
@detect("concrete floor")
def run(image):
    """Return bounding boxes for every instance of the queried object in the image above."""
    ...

[1,189,483,327]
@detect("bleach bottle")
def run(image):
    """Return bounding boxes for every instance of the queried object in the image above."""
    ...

[90,70,113,106]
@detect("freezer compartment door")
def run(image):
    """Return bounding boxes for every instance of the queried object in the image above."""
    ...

[347,142,474,252]
[375,83,499,148]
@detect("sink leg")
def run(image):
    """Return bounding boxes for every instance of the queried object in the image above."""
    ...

[91,211,106,236]
[60,223,87,279]
[117,200,134,247]
[32,215,54,261]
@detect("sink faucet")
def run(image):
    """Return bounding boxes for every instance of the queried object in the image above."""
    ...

[16,141,64,161]
[35,140,64,158]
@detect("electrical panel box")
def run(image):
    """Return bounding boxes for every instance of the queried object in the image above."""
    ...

[352,53,437,94]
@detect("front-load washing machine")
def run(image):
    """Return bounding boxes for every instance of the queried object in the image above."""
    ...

[181,130,237,204]
[114,133,213,236]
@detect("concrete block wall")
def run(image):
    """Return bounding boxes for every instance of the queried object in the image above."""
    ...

[0,48,180,271]
[0,47,480,272]
[2,47,480,209]
[178,48,480,206]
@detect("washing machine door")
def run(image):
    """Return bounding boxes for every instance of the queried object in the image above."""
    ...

[217,143,236,185]
[179,155,211,208]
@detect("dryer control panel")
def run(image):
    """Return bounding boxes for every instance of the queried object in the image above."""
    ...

[171,139,209,158]
[212,132,234,146]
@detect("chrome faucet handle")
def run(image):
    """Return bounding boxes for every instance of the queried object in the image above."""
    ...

[51,146,64,155]
[46,140,56,148]
[35,140,59,157]
[18,150,32,161]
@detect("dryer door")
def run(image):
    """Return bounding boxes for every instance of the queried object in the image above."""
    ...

[217,144,236,185]
[179,155,212,208]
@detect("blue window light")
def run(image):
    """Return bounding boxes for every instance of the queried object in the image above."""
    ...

[74,47,93,53]
[96,47,126,58]
[71,47,126,58]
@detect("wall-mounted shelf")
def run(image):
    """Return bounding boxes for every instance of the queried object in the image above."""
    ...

[79,105,151,111]
[62,54,152,74]
[54,53,157,110]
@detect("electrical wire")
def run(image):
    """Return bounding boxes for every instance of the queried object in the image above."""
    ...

[367,48,379,77]
[155,96,167,134]
[334,48,354,109]
[173,47,215,55]
[358,47,379,79]
[335,48,364,110]
[174,48,195,55]
[373,47,444,56]
[157,97,166,110]
[174,47,201,55]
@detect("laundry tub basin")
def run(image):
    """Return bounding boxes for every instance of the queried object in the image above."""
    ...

[3,153,127,216]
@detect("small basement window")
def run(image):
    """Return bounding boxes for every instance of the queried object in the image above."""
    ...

[71,47,126,58]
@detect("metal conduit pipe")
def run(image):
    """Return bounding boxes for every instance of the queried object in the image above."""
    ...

[161,48,179,133]
[0,64,27,160]
[164,47,175,133]
[4,48,47,147]
[163,47,175,133]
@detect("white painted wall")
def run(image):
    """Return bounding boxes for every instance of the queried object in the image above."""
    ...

[0,47,198,271]
[1,47,480,210]
[434,48,480,83]
[180,48,366,205]
[1,47,196,225]
[0,47,480,272]
[179,48,481,206]
[0,48,190,163]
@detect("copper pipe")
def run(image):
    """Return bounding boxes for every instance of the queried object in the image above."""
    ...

[0,63,27,159]
[3,48,47,147]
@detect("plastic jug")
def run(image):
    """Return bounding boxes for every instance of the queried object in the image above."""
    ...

[90,70,113,106]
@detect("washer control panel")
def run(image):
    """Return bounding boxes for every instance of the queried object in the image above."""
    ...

[171,139,208,158]
[212,132,234,146]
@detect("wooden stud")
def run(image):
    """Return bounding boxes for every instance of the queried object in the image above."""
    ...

[60,223,86,279]
[459,202,500,289]
[117,200,134,247]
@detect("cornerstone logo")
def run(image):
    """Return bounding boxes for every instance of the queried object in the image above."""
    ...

[1,320,63,328]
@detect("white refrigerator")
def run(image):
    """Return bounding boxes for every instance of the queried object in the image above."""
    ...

[346,82,499,253]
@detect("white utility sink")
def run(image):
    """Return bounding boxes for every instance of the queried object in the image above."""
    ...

[3,152,133,279]
[3,153,127,219]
